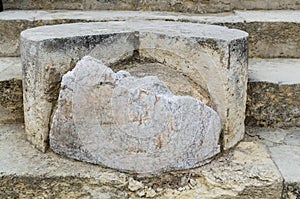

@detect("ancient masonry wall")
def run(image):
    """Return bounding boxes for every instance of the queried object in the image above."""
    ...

[3,0,300,13]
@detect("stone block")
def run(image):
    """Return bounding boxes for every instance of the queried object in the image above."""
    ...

[1,10,299,58]
[224,11,300,58]
[0,124,283,198]
[246,59,300,127]
[0,57,23,124]
[50,56,222,174]
[231,0,300,10]
[245,127,300,198]
[3,0,83,10]
[21,21,248,152]
[3,0,300,12]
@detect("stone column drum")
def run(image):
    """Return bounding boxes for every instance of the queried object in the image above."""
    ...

[21,21,248,173]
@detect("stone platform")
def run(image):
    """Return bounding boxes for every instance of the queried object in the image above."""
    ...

[0,124,285,198]
[2,57,300,132]
[245,127,300,198]
[3,0,300,12]
[0,57,23,124]
[0,10,299,58]
[247,59,300,128]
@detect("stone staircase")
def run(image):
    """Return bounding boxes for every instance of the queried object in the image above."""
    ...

[0,1,299,198]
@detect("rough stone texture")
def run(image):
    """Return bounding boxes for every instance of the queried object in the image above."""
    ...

[3,0,83,10]
[0,124,283,198]
[0,57,23,124]
[3,0,300,11]
[133,0,231,13]
[231,0,300,10]
[21,21,248,152]
[50,56,222,174]
[1,10,299,58]
[246,59,300,128]
[245,127,300,199]
[124,62,212,106]
[223,11,300,58]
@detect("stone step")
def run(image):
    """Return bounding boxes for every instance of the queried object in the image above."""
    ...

[2,0,300,13]
[245,127,300,199]
[1,57,300,129]
[246,59,300,128]
[0,10,299,58]
[0,57,23,124]
[0,123,285,198]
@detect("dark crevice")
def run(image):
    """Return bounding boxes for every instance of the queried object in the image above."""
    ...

[0,0,3,12]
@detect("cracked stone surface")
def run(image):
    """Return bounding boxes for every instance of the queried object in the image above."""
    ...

[1,124,283,198]
[246,127,300,198]
[50,56,222,175]
[21,21,248,152]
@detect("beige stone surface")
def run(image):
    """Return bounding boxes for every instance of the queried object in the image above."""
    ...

[3,0,83,10]
[223,13,300,58]
[0,124,283,198]
[1,10,299,58]
[3,0,300,12]
[50,56,222,174]
[21,21,248,152]
[231,0,300,10]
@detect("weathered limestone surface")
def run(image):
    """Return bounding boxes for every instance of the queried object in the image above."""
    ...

[1,10,299,58]
[124,62,212,105]
[231,0,300,10]
[223,11,300,58]
[50,56,221,174]
[21,21,248,152]
[246,59,300,127]
[0,124,283,198]
[3,0,300,12]
[245,127,300,199]
[0,57,23,124]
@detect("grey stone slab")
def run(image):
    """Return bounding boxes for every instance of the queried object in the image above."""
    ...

[21,21,248,152]
[245,127,300,199]
[249,59,300,85]
[269,145,300,183]
[0,124,283,198]
[0,57,21,81]
[252,128,300,183]
[3,10,299,23]
[235,10,300,23]
[50,56,222,175]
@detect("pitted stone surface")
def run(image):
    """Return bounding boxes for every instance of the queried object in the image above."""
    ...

[0,124,283,198]
[3,0,300,12]
[50,56,222,174]
[0,57,23,124]
[246,59,300,127]
[2,10,299,58]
